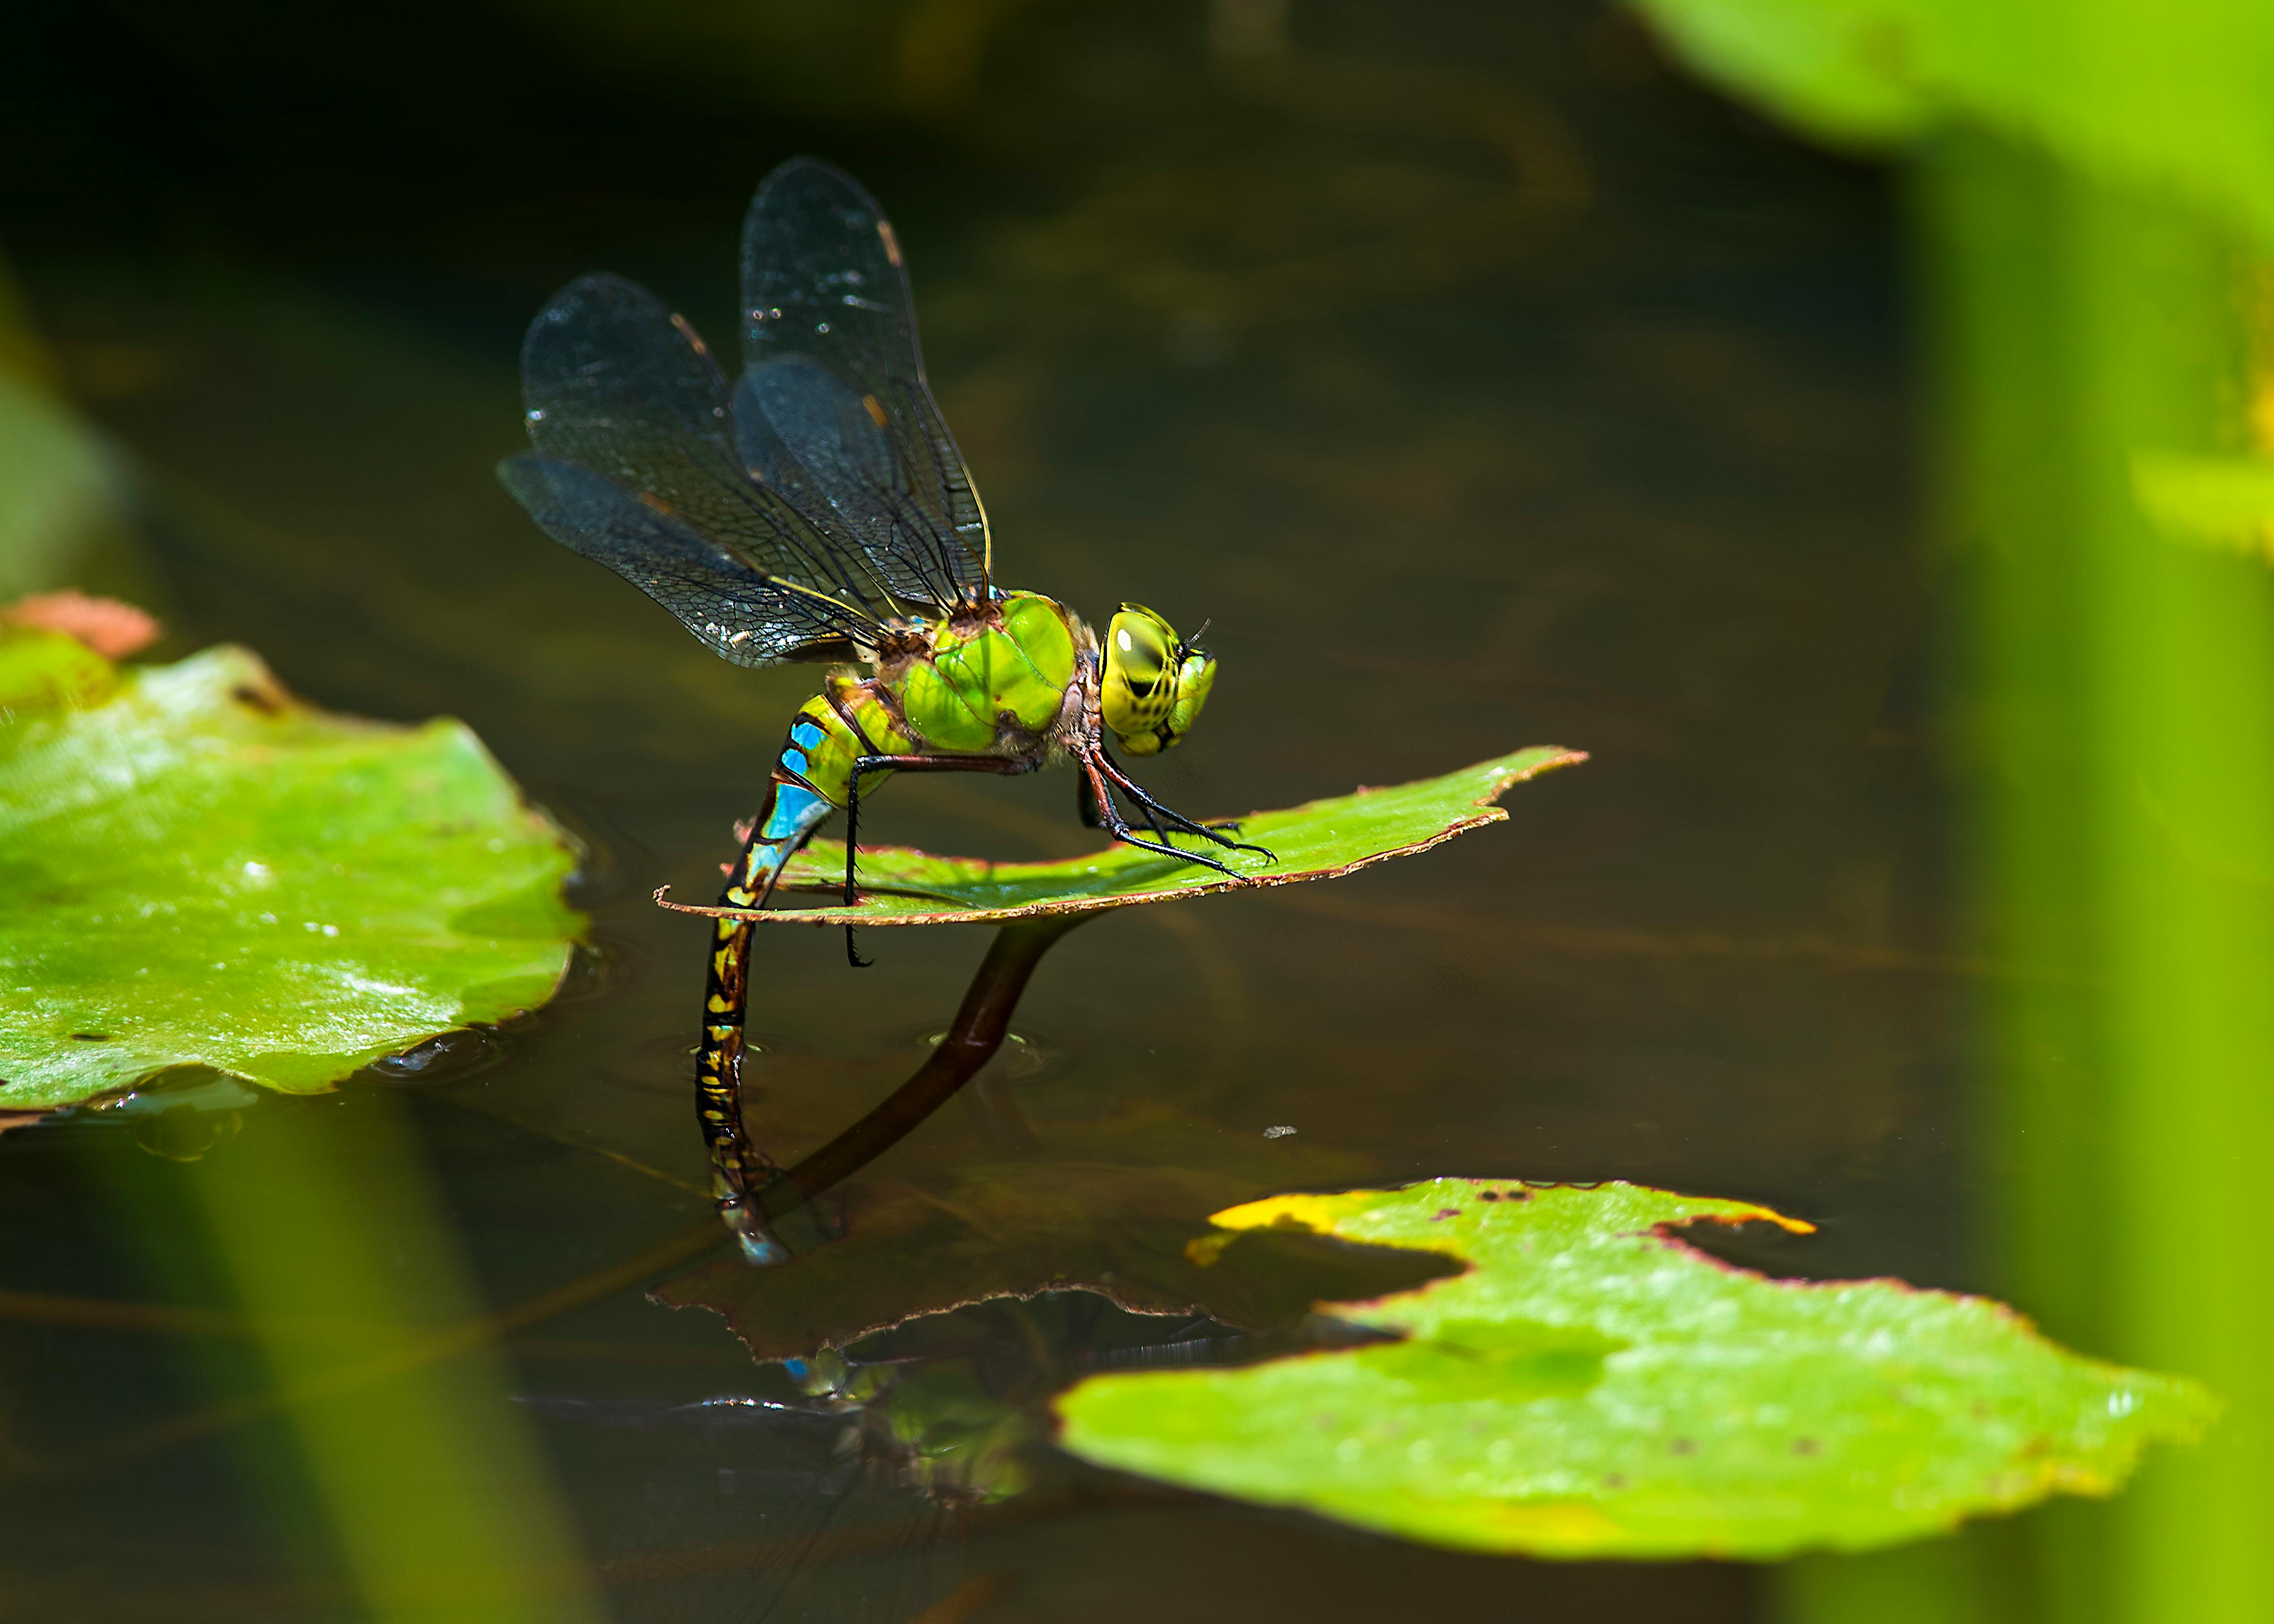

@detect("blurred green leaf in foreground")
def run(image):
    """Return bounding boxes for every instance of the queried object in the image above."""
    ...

[1622,0,2274,1616]
[1626,0,2274,255]
[0,261,127,600]
[0,625,582,1110]
[1056,1179,2213,1560]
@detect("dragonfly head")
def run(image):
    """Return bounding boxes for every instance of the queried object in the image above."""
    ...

[1102,603,1216,757]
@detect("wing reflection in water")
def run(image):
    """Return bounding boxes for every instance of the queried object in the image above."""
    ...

[520,1292,1366,1622]
[519,1355,1017,1624]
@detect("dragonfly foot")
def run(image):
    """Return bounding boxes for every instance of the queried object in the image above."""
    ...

[1184,822,1276,863]
[1110,830,1249,881]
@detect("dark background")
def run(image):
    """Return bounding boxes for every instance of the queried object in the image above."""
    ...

[0,2,1942,1617]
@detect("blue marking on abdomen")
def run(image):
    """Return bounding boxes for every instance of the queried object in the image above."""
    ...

[778,748,808,777]
[762,781,831,842]
[790,720,826,751]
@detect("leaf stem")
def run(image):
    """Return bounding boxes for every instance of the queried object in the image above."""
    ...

[723,913,1086,1257]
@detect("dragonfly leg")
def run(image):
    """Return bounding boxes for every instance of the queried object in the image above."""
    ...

[1093,766,1172,844]
[1081,768,1169,844]
[1095,747,1277,862]
[1077,751,1251,881]
[843,752,1035,905]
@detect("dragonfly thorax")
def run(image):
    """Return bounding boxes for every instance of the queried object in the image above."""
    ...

[885,589,1086,757]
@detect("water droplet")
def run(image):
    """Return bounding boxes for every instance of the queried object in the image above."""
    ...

[526,408,547,422]
[815,321,830,335]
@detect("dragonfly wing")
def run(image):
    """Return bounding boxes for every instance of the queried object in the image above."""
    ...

[734,358,969,611]
[741,157,993,606]
[517,271,901,630]
[499,455,871,667]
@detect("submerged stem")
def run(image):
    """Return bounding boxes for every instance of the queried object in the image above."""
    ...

[713,913,1086,1261]
[787,914,1081,1198]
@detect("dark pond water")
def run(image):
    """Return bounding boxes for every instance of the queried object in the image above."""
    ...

[2,2,1953,1617]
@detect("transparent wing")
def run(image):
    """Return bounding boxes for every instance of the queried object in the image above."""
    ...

[742,157,992,607]
[514,271,899,651]
[499,455,872,666]
[734,358,968,611]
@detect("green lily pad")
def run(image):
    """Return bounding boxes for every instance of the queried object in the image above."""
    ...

[1055,1179,2217,1559]
[655,745,1585,927]
[0,629,583,1110]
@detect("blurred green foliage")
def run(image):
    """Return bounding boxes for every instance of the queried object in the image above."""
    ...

[1632,1,2274,1621]
[0,261,124,598]
[1629,0,2274,251]
[2130,449,2274,551]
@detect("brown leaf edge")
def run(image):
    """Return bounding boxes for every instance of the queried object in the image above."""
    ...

[652,747,1589,930]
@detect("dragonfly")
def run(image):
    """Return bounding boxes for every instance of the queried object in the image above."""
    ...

[499,157,1269,1260]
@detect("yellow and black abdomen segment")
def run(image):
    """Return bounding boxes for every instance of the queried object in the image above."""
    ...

[781,678,916,805]
[895,592,1076,752]
[695,680,914,1261]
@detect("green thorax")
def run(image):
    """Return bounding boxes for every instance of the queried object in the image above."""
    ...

[887,590,1082,753]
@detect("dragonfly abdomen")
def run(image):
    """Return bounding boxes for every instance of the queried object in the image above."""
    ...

[785,677,916,808]
[697,679,913,1258]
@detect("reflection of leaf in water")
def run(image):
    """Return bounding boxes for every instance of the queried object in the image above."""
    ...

[0,629,583,1111]
[1056,1179,2219,1559]
[655,1129,1458,1362]
[664,746,1585,927]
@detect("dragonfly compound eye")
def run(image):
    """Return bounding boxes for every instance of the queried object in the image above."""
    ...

[1105,603,1212,756]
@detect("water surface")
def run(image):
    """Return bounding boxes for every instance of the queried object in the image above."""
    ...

[1,4,1942,1617]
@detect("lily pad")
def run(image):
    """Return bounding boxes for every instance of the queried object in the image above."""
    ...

[1055,1179,2216,1559]
[657,746,1585,927]
[0,629,583,1109]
